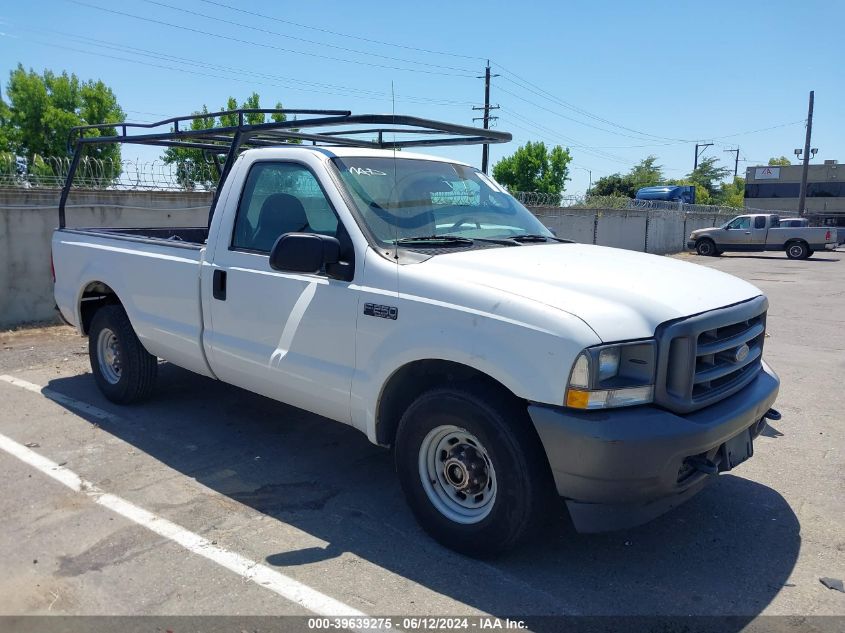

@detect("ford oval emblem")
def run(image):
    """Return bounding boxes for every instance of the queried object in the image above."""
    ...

[734,344,750,363]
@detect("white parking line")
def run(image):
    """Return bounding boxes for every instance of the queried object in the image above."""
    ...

[0,374,122,424]
[0,374,366,618]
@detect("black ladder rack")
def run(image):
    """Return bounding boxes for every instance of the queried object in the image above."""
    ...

[60,107,512,228]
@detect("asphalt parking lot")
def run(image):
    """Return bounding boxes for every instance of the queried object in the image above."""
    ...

[0,249,843,625]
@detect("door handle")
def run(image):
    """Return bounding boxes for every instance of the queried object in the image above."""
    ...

[744,231,751,234]
[213,269,227,300]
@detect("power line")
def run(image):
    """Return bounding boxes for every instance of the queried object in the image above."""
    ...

[494,64,692,143]
[5,33,475,108]
[494,63,806,145]
[497,84,689,143]
[499,107,636,164]
[498,110,636,166]
[196,0,485,62]
[66,0,476,78]
[14,25,477,107]
[138,0,477,75]
[709,119,805,140]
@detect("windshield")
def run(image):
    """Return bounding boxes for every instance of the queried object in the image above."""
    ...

[331,157,552,244]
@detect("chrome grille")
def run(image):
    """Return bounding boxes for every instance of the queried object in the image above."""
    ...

[654,296,768,414]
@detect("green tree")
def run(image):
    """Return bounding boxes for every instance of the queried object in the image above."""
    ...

[162,105,217,189]
[768,156,791,166]
[715,176,745,208]
[588,173,635,198]
[628,156,664,190]
[2,65,124,180]
[492,141,572,195]
[587,156,665,198]
[0,92,12,152]
[163,94,298,187]
[686,156,732,198]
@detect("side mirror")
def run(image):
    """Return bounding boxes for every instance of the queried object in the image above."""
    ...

[269,233,340,273]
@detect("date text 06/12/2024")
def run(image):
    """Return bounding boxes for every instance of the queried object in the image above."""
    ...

[306,617,528,630]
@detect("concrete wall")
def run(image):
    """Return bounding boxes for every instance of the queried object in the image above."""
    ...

[0,189,211,328]
[0,189,734,328]
[533,206,733,257]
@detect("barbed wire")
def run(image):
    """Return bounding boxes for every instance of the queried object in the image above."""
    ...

[0,155,750,217]
[511,191,741,214]
[510,191,562,206]
[0,155,218,191]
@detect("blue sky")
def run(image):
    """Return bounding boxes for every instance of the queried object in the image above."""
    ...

[1,0,841,194]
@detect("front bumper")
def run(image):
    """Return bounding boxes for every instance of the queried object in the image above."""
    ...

[528,361,779,532]
[686,239,697,249]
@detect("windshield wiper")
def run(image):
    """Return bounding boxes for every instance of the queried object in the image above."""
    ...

[511,234,571,243]
[394,235,475,245]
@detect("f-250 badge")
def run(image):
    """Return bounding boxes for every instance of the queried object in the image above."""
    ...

[364,303,398,320]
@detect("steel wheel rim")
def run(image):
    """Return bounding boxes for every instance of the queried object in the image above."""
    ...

[97,328,122,384]
[418,425,497,524]
[699,242,712,255]
[789,244,802,258]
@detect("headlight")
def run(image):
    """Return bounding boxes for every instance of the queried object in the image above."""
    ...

[565,341,656,409]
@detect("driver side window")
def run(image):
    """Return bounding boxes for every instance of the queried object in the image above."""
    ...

[232,162,339,253]
[727,216,751,230]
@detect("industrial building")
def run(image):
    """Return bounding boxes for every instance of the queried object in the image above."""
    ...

[744,161,844,231]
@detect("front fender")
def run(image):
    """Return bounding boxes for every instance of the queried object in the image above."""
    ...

[350,290,600,443]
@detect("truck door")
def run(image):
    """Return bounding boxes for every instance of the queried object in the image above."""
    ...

[204,160,358,424]
[722,215,752,248]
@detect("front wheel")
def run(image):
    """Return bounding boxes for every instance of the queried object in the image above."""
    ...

[394,385,552,557]
[88,305,158,404]
[696,239,720,257]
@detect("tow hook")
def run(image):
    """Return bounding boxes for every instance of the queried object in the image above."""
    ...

[763,408,782,421]
[687,455,720,475]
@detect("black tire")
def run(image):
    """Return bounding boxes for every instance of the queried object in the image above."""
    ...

[805,249,814,259]
[394,384,553,557]
[785,241,808,260]
[88,305,157,404]
[696,238,720,257]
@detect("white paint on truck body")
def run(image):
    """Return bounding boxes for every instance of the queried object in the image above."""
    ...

[52,146,763,444]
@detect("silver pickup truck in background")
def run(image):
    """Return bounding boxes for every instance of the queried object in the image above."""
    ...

[688,213,838,259]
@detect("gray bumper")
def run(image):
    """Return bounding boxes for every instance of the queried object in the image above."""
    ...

[686,240,697,249]
[528,361,780,532]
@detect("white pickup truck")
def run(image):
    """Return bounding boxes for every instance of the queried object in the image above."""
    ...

[52,111,781,555]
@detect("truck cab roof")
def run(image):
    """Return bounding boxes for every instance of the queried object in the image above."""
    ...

[241,145,472,167]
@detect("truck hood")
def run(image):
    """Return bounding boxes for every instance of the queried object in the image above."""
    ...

[690,226,720,236]
[420,243,762,342]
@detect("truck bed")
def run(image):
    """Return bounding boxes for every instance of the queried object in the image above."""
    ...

[61,226,209,248]
[52,227,213,378]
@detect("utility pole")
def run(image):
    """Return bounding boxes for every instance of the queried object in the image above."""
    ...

[472,60,499,174]
[694,143,713,170]
[724,148,740,177]
[572,165,592,192]
[797,90,815,216]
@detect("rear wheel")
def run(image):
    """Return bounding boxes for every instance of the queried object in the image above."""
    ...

[786,241,808,259]
[88,305,158,404]
[696,238,720,257]
[394,384,552,557]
